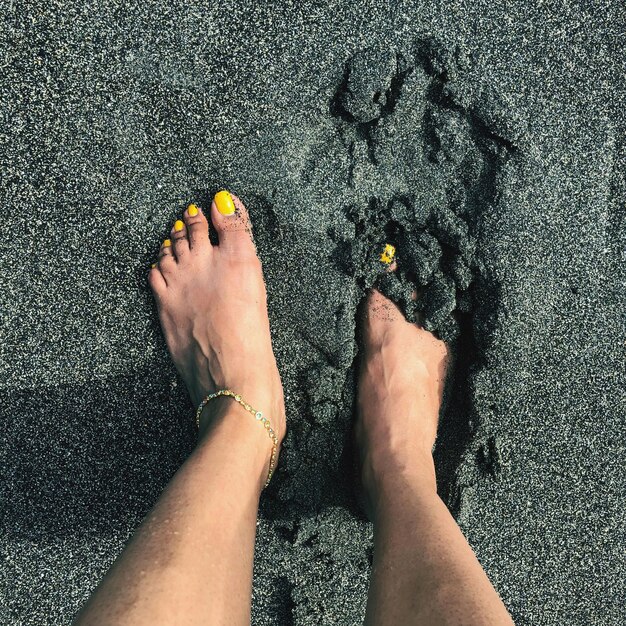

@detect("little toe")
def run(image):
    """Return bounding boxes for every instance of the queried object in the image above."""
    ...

[210,190,256,256]
[148,263,167,295]
[183,203,210,251]
[171,218,190,260]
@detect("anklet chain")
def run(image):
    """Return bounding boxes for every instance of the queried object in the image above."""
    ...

[195,389,278,488]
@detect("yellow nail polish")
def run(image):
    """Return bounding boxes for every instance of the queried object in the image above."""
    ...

[151,263,156,269]
[380,243,396,264]
[163,239,171,247]
[188,204,199,217]
[214,190,235,216]
[174,220,184,232]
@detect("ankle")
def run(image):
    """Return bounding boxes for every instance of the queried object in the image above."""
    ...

[363,448,438,517]
[197,382,285,443]
[197,399,279,491]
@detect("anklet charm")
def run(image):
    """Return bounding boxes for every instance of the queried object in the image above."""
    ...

[195,389,279,489]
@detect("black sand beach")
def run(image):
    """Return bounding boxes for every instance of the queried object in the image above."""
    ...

[1,1,625,624]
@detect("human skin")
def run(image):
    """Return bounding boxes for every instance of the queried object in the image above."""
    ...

[357,288,514,625]
[74,191,513,625]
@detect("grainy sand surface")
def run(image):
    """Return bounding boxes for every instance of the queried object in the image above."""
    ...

[1,1,624,624]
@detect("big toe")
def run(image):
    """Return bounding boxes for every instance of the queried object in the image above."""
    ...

[211,190,257,256]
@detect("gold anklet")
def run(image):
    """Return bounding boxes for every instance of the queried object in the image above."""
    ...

[195,389,278,488]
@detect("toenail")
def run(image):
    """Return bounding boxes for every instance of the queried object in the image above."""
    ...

[187,204,199,217]
[380,243,396,264]
[163,239,171,247]
[150,263,156,269]
[174,220,185,232]
[214,190,235,216]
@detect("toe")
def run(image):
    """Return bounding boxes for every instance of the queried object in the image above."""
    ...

[171,218,190,260]
[148,263,167,295]
[210,190,257,256]
[157,238,176,278]
[158,238,173,259]
[367,245,403,324]
[183,203,210,251]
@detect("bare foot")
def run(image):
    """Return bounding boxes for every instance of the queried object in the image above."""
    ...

[356,287,449,519]
[148,191,286,475]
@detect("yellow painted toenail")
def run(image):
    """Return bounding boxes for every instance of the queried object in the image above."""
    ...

[163,239,171,247]
[151,263,156,269]
[188,204,199,217]
[174,220,184,232]
[214,190,235,216]
[380,243,396,264]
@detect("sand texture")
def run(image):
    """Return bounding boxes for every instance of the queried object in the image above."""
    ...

[1,1,625,624]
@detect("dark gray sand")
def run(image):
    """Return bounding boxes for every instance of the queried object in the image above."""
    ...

[1,1,625,624]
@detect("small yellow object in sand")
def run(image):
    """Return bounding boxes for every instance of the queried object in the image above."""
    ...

[150,263,156,269]
[214,190,235,215]
[188,204,199,217]
[380,243,396,264]
[174,220,184,232]
[163,239,171,247]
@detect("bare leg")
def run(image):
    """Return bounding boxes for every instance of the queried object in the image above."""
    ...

[75,192,286,625]
[357,289,513,625]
